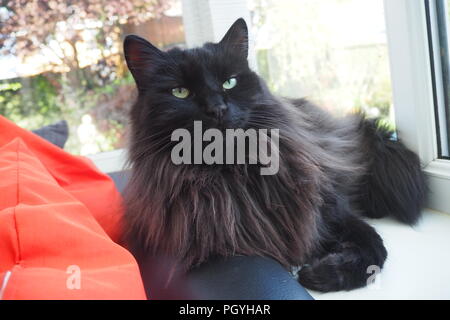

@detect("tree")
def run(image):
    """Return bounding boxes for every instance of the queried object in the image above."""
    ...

[0,0,171,79]
[0,0,175,155]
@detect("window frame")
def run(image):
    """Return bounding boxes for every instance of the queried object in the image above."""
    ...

[432,0,450,159]
[384,0,450,214]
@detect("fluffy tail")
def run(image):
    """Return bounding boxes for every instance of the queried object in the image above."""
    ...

[357,119,427,225]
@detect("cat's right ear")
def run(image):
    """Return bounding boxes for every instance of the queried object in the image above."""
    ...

[124,35,163,91]
[219,18,249,59]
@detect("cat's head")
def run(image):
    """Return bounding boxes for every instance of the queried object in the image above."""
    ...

[124,18,271,135]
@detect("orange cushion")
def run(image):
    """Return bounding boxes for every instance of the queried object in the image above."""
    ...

[0,116,146,299]
[0,116,123,242]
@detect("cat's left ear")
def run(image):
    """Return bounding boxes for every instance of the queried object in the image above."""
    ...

[124,34,163,91]
[219,18,249,58]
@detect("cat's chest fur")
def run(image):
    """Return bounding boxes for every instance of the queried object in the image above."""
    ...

[124,145,323,270]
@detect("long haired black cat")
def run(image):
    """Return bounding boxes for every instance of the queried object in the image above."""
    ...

[122,18,426,292]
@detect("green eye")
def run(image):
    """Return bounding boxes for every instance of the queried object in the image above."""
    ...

[172,87,190,99]
[223,77,237,90]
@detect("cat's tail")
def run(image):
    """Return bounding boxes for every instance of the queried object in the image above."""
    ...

[356,118,427,225]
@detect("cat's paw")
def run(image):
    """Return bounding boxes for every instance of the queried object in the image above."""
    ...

[297,259,345,292]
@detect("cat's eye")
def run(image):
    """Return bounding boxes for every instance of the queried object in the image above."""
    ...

[223,77,237,90]
[172,87,190,99]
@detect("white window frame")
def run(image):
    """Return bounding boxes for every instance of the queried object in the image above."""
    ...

[384,0,450,214]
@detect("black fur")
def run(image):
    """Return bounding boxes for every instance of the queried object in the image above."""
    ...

[123,18,427,292]
[356,119,427,225]
[298,195,388,291]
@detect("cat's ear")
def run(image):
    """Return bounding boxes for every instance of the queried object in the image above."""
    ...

[124,35,163,90]
[219,18,248,58]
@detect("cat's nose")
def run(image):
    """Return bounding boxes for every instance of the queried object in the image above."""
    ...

[205,102,228,120]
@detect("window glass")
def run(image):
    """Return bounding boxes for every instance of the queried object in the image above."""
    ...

[428,0,450,158]
[250,0,393,123]
[0,0,185,155]
[0,0,393,155]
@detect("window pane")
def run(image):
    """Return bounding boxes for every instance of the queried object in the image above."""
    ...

[1,0,394,156]
[250,0,393,123]
[430,0,450,158]
[0,0,185,155]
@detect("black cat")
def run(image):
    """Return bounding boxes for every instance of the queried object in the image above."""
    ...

[122,18,426,292]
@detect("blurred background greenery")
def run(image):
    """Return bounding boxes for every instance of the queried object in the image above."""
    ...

[0,0,394,155]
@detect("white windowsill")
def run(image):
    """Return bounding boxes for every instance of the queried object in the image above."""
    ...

[86,148,128,173]
[310,209,450,300]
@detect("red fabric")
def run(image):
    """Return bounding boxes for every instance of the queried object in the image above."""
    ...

[0,116,146,299]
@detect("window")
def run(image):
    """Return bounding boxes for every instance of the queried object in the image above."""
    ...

[384,0,450,214]
[2,0,449,215]
[0,0,185,155]
[250,0,393,122]
[1,0,393,156]
[427,0,450,159]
